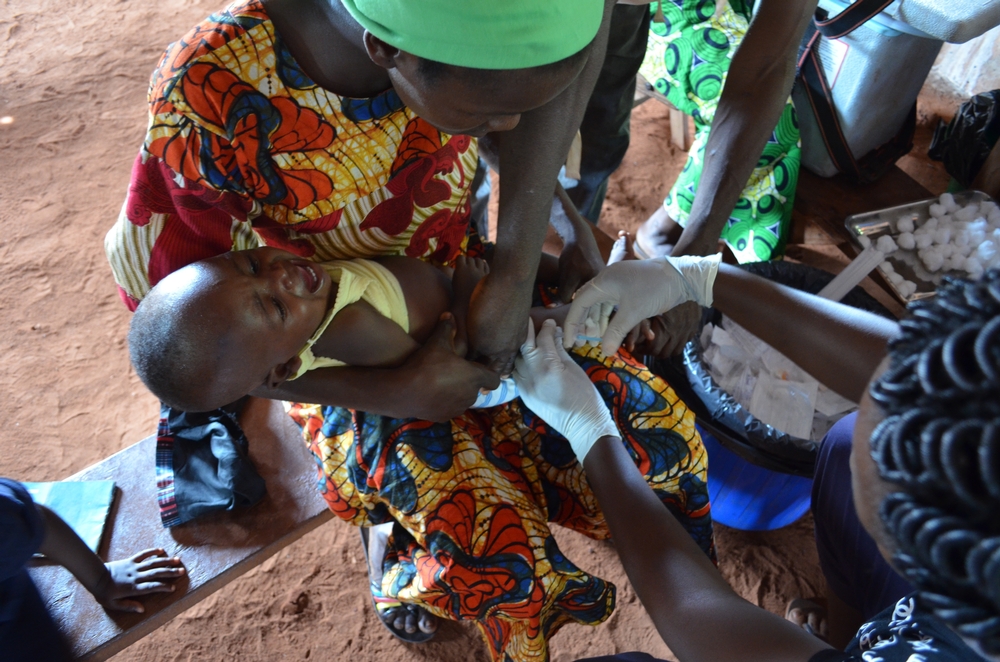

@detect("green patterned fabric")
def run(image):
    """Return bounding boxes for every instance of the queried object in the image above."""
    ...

[639,0,801,262]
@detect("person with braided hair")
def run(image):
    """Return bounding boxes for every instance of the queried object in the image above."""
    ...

[503,257,997,661]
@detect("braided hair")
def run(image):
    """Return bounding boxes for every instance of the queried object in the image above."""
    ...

[869,268,1000,653]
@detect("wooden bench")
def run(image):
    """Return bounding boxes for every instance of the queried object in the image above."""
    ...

[29,398,332,661]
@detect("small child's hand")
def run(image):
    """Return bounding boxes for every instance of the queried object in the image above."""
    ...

[93,548,185,613]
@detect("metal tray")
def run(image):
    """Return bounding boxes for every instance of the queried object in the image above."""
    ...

[844,190,997,304]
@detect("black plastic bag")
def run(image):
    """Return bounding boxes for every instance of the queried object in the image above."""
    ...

[929,90,1000,188]
[652,262,893,478]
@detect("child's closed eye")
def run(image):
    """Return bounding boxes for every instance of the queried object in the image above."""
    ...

[272,296,286,322]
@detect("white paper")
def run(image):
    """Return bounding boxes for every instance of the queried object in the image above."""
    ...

[749,372,818,440]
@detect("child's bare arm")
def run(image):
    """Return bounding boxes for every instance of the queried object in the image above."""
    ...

[37,505,184,613]
[312,301,422,368]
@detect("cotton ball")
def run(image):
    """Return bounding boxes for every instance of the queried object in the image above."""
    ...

[971,228,988,246]
[979,201,998,217]
[880,260,895,274]
[977,241,998,264]
[954,230,971,248]
[922,248,945,272]
[929,203,947,218]
[970,218,989,233]
[933,227,952,245]
[956,242,975,257]
[897,216,915,233]
[888,272,905,285]
[965,256,985,277]
[923,217,940,231]
[939,244,956,258]
[955,205,978,223]
[900,281,918,297]
[944,255,964,272]
[875,235,898,254]
[897,232,916,250]
[858,235,872,249]
[940,193,959,212]
[915,232,935,249]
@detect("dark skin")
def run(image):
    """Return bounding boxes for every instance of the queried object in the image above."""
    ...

[265,0,616,380]
[578,267,913,662]
[165,248,491,412]
[37,505,185,614]
[168,247,578,413]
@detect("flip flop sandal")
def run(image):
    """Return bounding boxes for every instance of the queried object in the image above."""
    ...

[359,527,437,644]
[785,598,828,642]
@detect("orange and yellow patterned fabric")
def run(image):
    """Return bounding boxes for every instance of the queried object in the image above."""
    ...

[105,0,478,309]
[106,4,715,661]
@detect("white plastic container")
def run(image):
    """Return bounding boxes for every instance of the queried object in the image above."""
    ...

[794,0,1000,179]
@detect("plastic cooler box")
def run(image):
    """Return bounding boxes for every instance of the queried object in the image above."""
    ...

[792,0,1000,178]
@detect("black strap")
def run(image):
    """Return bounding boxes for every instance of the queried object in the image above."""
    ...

[796,18,916,183]
[814,0,895,39]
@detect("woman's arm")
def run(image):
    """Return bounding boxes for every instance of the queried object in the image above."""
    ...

[673,0,819,257]
[512,325,831,662]
[584,437,831,662]
[565,259,899,402]
[466,0,617,373]
[712,264,898,402]
[253,314,500,422]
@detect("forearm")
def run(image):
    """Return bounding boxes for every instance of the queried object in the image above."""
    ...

[584,437,829,662]
[492,0,616,287]
[713,264,898,401]
[253,366,417,418]
[37,505,109,594]
[674,0,818,256]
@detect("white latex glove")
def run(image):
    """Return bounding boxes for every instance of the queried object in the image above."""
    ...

[563,254,722,356]
[514,319,619,461]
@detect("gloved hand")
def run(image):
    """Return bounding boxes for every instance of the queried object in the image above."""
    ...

[563,254,722,356]
[514,319,619,461]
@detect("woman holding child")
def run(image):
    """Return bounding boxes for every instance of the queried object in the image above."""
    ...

[106,0,714,659]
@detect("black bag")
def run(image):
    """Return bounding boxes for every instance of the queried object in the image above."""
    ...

[651,262,893,478]
[928,90,1000,188]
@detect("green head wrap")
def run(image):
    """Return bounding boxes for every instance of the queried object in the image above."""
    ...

[341,0,604,70]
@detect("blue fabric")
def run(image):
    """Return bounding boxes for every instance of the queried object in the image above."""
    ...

[811,413,914,620]
[0,478,45,583]
[0,477,72,661]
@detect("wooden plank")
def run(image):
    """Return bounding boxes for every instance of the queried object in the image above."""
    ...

[30,398,332,661]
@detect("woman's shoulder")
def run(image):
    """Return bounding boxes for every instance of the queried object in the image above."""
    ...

[149,0,274,105]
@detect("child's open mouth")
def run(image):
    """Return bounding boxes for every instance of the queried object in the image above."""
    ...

[295,263,322,294]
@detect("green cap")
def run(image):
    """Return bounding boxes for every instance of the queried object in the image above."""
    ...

[341,0,604,70]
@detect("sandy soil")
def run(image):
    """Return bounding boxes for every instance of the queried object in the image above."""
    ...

[1,0,949,659]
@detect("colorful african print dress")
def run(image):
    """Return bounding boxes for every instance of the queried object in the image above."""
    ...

[105,2,714,660]
[639,0,801,262]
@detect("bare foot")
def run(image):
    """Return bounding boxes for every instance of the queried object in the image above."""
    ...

[607,231,636,265]
[786,598,829,641]
[635,206,683,259]
[451,255,490,357]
